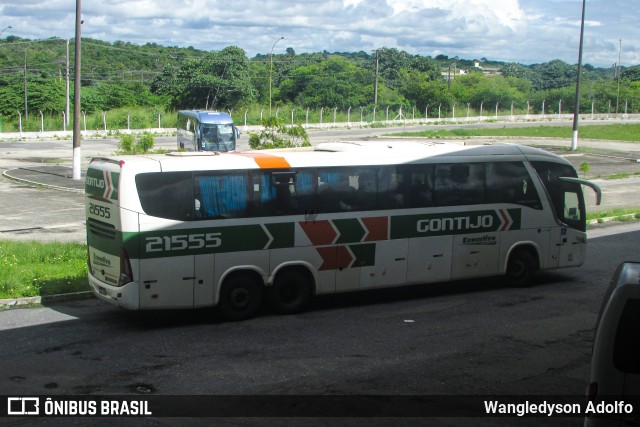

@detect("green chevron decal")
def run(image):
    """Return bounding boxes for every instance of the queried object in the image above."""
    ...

[349,243,376,267]
[333,218,366,244]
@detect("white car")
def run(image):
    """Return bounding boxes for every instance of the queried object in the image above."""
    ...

[585,261,640,426]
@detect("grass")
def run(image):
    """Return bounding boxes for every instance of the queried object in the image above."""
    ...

[388,123,640,142]
[0,241,89,300]
[587,208,640,223]
[603,171,640,180]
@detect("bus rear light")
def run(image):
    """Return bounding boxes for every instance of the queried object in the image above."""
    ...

[118,248,133,286]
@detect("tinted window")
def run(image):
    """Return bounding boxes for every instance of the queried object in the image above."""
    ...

[532,161,585,230]
[486,162,542,209]
[136,172,194,221]
[435,163,486,206]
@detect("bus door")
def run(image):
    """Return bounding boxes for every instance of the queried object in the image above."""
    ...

[553,184,587,268]
[406,236,453,285]
[360,240,408,289]
[553,177,601,268]
[452,232,500,280]
[138,222,196,309]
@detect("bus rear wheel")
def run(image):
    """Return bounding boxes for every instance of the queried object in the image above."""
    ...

[218,274,263,321]
[506,249,536,287]
[268,269,313,315]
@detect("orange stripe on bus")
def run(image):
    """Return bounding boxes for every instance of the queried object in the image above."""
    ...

[233,152,291,169]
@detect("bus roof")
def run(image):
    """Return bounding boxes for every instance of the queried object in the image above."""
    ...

[178,110,234,124]
[96,141,571,173]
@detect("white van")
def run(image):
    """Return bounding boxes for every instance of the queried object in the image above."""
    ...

[586,261,640,426]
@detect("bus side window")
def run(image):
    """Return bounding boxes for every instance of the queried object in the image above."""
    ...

[486,162,542,209]
[195,173,248,219]
[435,163,485,206]
[136,172,194,221]
[395,165,434,208]
[318,169,355,212]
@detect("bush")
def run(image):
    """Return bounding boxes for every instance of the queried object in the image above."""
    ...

[116,132,155,154]
[248,116,311,150]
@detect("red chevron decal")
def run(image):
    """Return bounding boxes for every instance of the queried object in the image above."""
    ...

[316,246,353,271]
[362,216,388,242]
[499,209,512,231]
[336,245,353,269]
[299,220,336,245]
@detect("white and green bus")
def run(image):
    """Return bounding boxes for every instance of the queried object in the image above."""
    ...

[85,141,601,320]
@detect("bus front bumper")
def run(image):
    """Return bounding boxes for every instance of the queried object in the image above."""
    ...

[89,272,140,310]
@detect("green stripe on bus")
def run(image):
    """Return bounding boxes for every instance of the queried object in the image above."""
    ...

[390,208,522,239]
[349,243,376,267]
[265,222,295,249]
[334,218,366,244]
[85,168,119,200]
[95,209,522,260]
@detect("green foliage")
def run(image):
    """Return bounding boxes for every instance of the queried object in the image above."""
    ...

[248,116,310,150]
[116,132,155,154]
[389,124,640,142]
[151,46,256,110]
[579,162,591,178]
[0,240,88,299]
[0,37,640,129]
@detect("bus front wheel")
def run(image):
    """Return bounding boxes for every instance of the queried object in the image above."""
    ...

[218,274,263,321]
[268,269,313,315]
[506,249,536,287]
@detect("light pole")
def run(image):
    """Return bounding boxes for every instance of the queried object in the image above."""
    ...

[0,25,11,38]
[72,0,82,180]
[269,36,284,116]
[571,0,586,151]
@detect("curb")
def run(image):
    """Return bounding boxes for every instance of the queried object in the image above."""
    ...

[587,213,639,225]
[0,291,94,309]
[2,168,85,194]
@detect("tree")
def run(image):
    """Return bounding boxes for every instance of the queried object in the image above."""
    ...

[530,60,575,91]
[622,66,640,82]
[151,46,255,109]
[279,56,373,109]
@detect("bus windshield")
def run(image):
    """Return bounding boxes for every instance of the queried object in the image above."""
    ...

[200,124,235,152]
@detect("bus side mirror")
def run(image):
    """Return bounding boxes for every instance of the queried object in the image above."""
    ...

[236,128,241,139]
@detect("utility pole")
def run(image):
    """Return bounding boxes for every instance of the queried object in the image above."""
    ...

[616,39,622,115]
[23,49,28,121]
[72,0,82,180]
[66,39,70,126]
[571,0,586,151]
[374,50,379,106]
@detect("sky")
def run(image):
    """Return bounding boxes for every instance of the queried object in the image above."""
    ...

[1,0,638,68]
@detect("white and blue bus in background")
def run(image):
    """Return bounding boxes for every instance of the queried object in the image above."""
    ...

[177,110,240,152]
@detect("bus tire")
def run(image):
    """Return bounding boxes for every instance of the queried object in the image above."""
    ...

[218,274,263,321]
[506,249,536,287]
[268,269,313,315]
